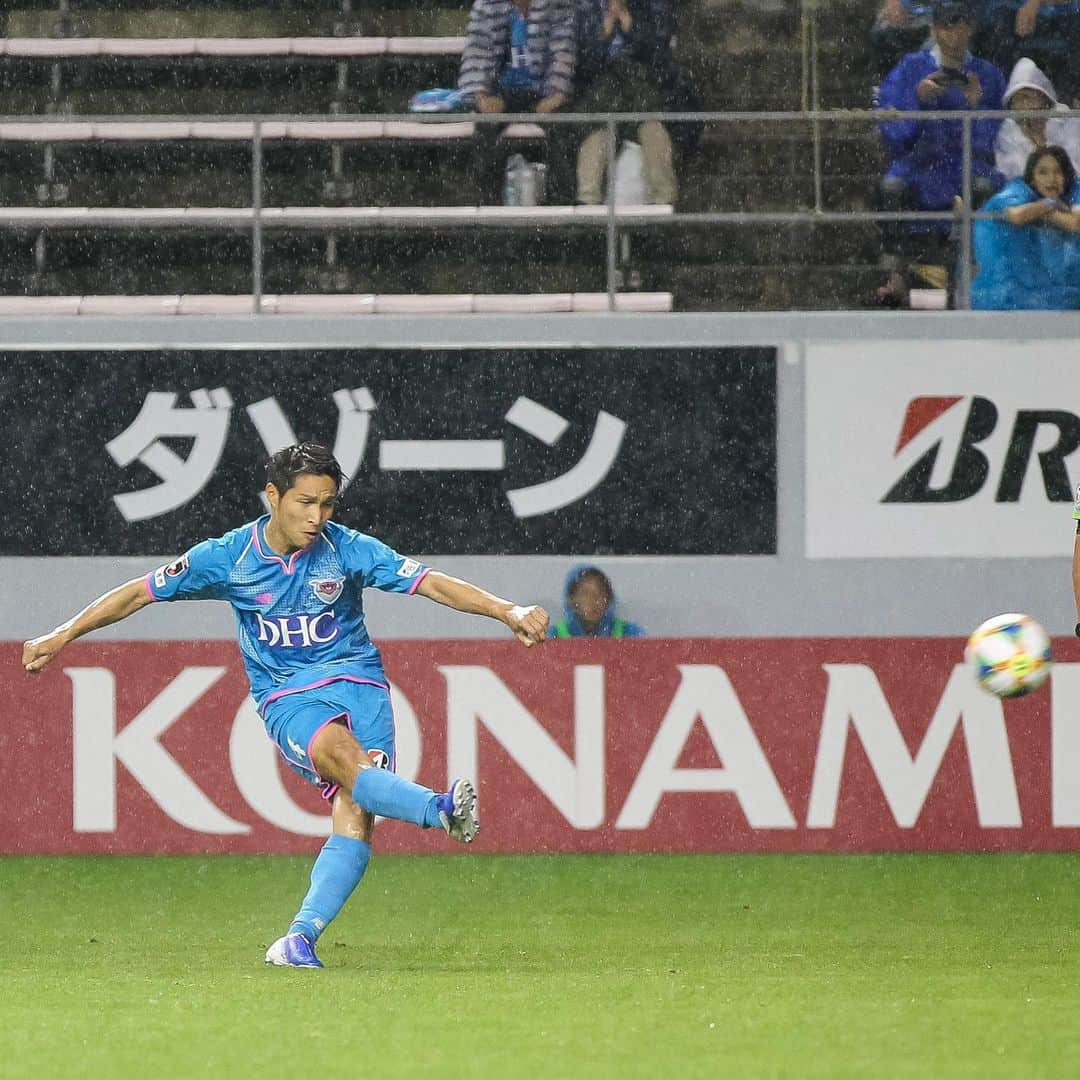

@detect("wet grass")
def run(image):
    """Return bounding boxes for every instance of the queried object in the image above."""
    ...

[2,853,1079,1078]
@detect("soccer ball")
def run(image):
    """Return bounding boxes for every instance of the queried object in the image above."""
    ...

[965,613,1052,699]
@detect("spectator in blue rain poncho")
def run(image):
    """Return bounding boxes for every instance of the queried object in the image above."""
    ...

[874,0,1007,302]
[549,565,645,638]
[972,144,1080,308]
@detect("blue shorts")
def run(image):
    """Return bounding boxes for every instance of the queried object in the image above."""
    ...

[262,678,395,801]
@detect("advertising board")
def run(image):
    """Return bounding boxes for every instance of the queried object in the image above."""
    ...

[3,638,1074,854]
[805,341,1079,557]
[4,347,776,556]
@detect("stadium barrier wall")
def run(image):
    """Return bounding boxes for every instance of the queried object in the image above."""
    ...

[1,312,1078,853]
[2,312,1078,640]
[2,637,1077,854]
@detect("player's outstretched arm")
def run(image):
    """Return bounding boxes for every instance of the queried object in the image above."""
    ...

[22,577,154,674]
[415,571,549,646]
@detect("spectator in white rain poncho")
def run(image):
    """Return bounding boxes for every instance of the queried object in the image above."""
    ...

[995,57,1080,178]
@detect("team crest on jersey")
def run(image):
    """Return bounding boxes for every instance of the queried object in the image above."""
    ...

[396,558,421,578]
[367,749,390,770]
[153,553,189,588]
[310,576,345,605]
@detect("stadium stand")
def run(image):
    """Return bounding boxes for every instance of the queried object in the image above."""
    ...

[0,1,906,310]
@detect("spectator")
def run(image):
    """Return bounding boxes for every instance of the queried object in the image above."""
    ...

[871,0,934,82]
[974,1,1080,106]
[971,144,1080,308]
[549,565,645,638]
[574,0,678,206]
[875,0,1007,304]
[995,58,1080,178]
[458,0,577,204]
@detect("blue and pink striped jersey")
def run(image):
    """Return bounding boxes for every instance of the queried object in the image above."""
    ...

[145,517,429,711]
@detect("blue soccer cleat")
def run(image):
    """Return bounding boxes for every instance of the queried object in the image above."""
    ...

[436,778,480,844]
[264,932,324,969]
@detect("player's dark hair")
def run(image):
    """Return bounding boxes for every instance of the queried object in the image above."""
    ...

[265,443,344,494]
[1024,144,1077,195]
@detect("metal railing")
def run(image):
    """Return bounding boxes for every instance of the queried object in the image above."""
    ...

[1,106,1075,311]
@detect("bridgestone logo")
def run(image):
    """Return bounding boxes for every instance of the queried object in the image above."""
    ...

[883,396,1080,504]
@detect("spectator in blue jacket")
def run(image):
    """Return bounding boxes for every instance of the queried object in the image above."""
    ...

[873,0,1080,100]
[459,0,578,203]
[972,143,1080,308]
[549,565,645,638]
[875,0,1007,303]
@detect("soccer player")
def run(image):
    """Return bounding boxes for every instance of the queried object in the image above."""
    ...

[22,442,550,969]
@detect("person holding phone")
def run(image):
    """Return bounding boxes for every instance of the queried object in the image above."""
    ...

[874,0,1008,304]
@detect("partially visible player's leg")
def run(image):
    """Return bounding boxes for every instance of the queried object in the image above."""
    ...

[267,770,378,969]
[263,687,384,968]
[288,793,374,940]
[266,791,375,969]
[330,788,375,843]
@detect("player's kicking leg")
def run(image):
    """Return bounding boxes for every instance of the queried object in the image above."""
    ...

[264,776,478,970]
[311,721,480,844]
[263,685,478,969]
[436,777,479,843]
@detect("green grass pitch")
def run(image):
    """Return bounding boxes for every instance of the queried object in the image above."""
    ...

[3,853,1080,1078]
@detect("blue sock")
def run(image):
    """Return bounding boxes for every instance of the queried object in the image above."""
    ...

[352,768,442,829]
[288,834,371,943]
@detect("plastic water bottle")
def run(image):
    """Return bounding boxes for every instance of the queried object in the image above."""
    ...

[503,154,528,206]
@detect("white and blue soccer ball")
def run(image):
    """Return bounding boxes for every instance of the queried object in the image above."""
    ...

[965,613,1052,699]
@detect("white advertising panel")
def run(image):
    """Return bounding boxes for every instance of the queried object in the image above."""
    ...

[806,340,1079,558]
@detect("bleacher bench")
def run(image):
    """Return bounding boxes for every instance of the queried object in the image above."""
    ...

[0,293,674,315]
[0,120,547,142]
[0,37,467,58]
[0,206,675,227]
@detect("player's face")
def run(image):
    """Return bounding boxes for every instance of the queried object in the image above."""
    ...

[266,473,338,552]
[570,576,611,631]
